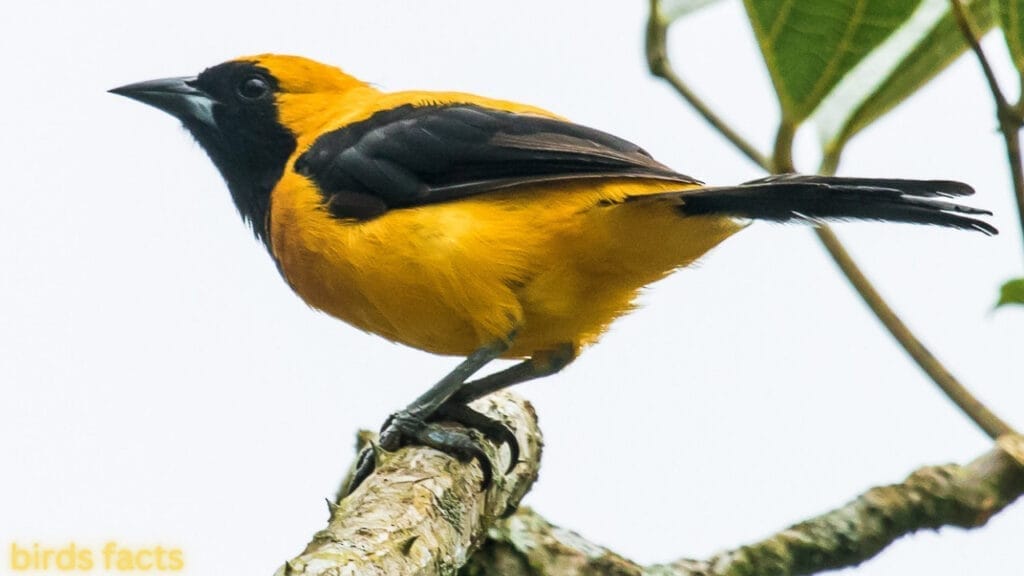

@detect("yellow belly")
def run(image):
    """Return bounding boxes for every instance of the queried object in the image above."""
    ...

[268,171,742,358]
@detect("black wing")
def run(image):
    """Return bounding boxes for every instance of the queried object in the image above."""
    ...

[293,103,698,219]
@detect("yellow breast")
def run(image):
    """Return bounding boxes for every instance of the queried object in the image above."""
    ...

[269,172,741,358]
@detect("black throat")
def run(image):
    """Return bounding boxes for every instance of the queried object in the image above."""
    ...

[183,62,297,250]
[183,117,295,250]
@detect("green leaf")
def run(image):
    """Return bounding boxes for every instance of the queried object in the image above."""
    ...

[997,278,1024,307]
[998,0,1024,75]
[743,0,922,124]
[823,0,995,152]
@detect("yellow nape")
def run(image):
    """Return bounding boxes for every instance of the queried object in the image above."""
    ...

[237,54,367,94]
[240,54,565,152]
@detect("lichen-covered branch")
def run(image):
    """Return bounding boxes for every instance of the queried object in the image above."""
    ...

[462,435,1024,576]
[274,401,1021,575]
[275,392,542,576]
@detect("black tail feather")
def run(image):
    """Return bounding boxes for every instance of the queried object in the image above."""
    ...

[674,174,997,235]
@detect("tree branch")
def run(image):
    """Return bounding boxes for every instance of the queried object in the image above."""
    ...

[464,435,1024,576]
[275,392,542,576]
[277,396,1023,576]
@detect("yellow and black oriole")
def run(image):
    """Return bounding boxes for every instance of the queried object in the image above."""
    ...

[112,54,995,489]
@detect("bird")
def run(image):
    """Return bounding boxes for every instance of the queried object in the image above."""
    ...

[111,54,996,490]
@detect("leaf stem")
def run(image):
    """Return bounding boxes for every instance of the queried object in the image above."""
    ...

[645,0,771,171]
[772,121,797,173]
[950,0,1024,252]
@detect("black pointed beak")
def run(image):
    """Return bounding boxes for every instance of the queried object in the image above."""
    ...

[110,76,216,126]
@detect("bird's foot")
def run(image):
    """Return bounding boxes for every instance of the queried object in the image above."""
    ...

[434,402,520,469]
[344,403,519,497]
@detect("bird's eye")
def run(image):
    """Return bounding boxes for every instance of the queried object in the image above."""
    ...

[237,76,270,100]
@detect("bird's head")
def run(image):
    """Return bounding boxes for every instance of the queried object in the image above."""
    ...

[110,54,368,242]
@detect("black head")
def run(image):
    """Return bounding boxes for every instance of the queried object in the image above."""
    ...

[111,60,297,247]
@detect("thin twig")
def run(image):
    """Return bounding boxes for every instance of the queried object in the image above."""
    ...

[1001,128,1024,249]
[951,0,1014,111]
[810,144,1014,438]
[645,0,771,171]
[814,225,1015,439]
[950,0,1024,250]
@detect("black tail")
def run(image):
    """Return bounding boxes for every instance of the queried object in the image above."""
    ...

[674,174,997,235]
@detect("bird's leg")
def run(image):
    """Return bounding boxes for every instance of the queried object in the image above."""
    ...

[450,343,576,405]
[433,343,576,473]
[347,338,511,494]
[346,342,576,496]
[383,339,510,430]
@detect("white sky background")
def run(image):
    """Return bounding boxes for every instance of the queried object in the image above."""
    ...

[1,1,1021,574]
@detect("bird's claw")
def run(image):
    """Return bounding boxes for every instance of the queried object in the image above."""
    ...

[434,403,520,473]
[379,410,495,489]
[342,404,519,497]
